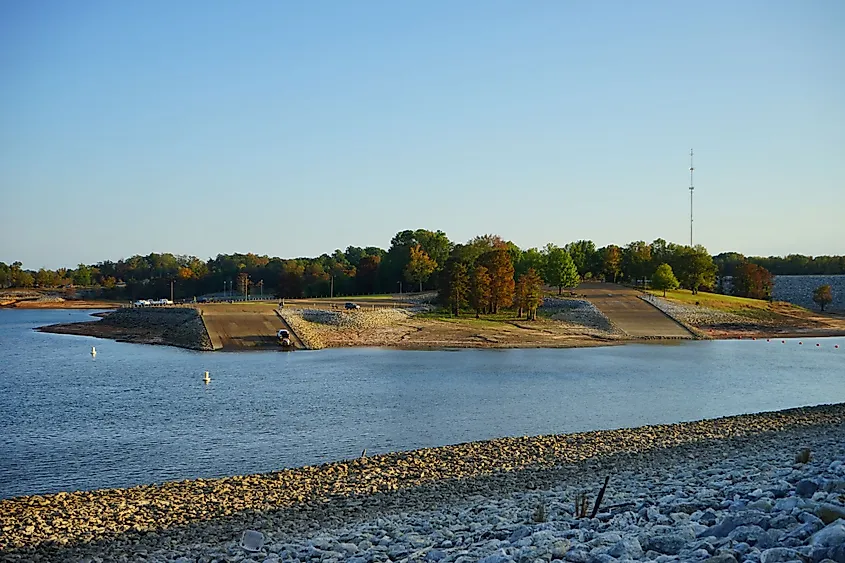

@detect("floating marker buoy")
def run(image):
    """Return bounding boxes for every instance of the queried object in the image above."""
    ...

[203,371,211,384]
[836,345,840,349]
[799,342,803,345]
[91,346,96,357]
[766,339,770,342]
[816,343,820,347]
[782,340,785,344]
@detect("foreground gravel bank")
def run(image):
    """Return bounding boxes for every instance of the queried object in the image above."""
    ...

[2,404,844,562]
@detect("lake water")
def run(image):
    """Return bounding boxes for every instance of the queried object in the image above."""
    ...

[1,309,843,499]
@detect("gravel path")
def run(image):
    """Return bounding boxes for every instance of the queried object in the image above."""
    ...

[2,404,844,562]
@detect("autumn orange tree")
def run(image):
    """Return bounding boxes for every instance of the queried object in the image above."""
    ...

[470,265,492,318]
[732,262,773,300]
[480,248,515,313]
[404,244,438,292]
[522,268,544,320]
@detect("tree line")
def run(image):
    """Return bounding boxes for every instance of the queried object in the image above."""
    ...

[2,233,842,307]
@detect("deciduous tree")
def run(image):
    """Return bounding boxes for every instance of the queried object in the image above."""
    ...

[812,284,833,312]
[404,244,437,292]
[480,249,515,313]
[439,260,469,316]
[565,240,597,277]
[622,241,652,286]
[514,275,527,318]
[237,272,250,297]
[732,263,773,300]
[522,268,544,320]
[601,245,622,283]
[543,244,579,295]
[651,263,680,297]
[72,264,92,286]
[469,265,492,318]
[673,245,716,294]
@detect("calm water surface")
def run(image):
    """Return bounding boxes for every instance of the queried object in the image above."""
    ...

[1,309,843,499]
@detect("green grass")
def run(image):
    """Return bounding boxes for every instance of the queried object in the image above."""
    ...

[647,288,811,322]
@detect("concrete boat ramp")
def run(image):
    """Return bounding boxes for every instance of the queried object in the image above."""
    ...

[197,303,304,350]
[578,283,694,338]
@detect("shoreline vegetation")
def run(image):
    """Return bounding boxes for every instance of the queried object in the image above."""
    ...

[25,283,845,351]
[1,403,844,561]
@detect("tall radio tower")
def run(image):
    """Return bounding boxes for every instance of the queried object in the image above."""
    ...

[688,149,694,247]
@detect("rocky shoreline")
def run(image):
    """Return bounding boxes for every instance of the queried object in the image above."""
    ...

[2,404,844,562]
[36,307,213,351]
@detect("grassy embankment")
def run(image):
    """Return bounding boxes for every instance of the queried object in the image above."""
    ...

[646,288,814,324]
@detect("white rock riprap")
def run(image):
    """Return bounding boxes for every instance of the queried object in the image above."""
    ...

[278,307,422,349]
[640,295,751,327]
[299,308,416,329]
[541,298,623,335]
[278,308,327,349]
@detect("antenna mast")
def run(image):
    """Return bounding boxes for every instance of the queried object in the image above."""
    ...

[689,149,694,247]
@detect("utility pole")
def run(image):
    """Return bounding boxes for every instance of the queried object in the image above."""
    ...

[689,148,694,247]
[170,280,174,303]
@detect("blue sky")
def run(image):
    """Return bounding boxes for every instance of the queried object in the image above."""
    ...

[1,0,843,269]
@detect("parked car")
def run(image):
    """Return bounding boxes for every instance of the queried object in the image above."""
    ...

[133,299,150,307]
[345,302,360,310]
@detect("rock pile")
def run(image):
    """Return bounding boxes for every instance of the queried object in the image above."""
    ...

[277,309,326,349]
[300,308,415,329]
[278,308,418,349]
[2,403,845,562]
[541,298,621,334]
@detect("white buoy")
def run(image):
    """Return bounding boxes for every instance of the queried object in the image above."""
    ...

[91,346,97,357]
[204,371,211,384]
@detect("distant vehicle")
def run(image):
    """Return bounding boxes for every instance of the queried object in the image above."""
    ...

[133,299,150,307]
[345,302,360,310]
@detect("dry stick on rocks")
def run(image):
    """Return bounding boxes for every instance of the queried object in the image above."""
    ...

[575,493,589,518]
[589,475,611,519]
